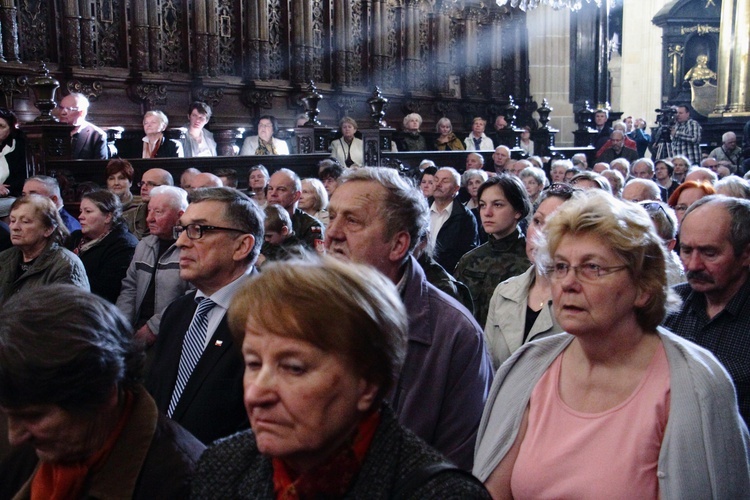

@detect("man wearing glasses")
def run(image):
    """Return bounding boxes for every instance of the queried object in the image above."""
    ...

[57,93,108,160]
[146,187,263,444]
[124,168,173,239]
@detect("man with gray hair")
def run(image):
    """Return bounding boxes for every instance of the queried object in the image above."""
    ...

[709,131,742,169]
[125,168,174,239]
[22,175,80,233]
[325,167,492,470]
[117,185,191,348]
[622,178,661,203]
[267,168,324,250]
[632,158,668,201]
[430,167,479,272]
[146,187,263,444]
[664,195,750,427]
[57,92,108,159]
[491,145,511,174]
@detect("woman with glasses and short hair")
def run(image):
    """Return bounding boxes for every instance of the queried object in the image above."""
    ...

[182,101,217,158]
[475,190,750,499]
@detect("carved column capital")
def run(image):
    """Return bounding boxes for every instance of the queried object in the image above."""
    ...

[66,80,103,101]
[191,85,225,108]
[127,82,168,110]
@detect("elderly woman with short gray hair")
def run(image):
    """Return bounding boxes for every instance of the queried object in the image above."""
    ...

[329,116,364,168]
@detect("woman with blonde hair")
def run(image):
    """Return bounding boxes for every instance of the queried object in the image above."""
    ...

[299,178,330,226]
[329,116,364,168]
[142,110,183,158]
[434,117,465,151]
[475,190,750,498]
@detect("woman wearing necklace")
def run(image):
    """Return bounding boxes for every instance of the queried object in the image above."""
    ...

[483,182,577,369]
[70,190,138,303]
[182,101,217,157]
[329,116,364,168]
[0,195,89,305]
[142,110,184,158]
[0,108,27,197]
[240,115,290,156]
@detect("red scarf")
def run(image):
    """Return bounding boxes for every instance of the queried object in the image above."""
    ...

[272,410,380,499]
[30,391,135,500]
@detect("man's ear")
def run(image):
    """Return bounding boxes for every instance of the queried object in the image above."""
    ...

[233,234,255,262]
[281,225,290,236]
[388,231,411,263]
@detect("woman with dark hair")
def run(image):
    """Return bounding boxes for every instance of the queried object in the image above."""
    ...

[0,195,88,304]
[70,190,138,302]
[484,183,578,368]
[239,115,290,155]
[191,258,490,498]
[0,285,205,498]
[0,108,27,197]
[106,158,138,213]
[454,175,532,326]
[654,159,679,197]
[182,101,217,157]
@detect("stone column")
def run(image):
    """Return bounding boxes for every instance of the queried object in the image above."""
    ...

[291,0,305,83]
[207,0,220,76]
[727,0,750,113]
[62,0,81,68]
[435,3,453,97]
[404,0,420,91]
[0,0,20,63]
[132,0,149,73]
[194,0,209,76]
[714,0,736,112]
[489,10,505,100]
[595,0,610,108]
[80,0,95,67]
[148,2,160,71]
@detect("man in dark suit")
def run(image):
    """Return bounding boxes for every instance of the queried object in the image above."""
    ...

[429,167,479,273]
[58,93,108,160]
[145,187,263,444]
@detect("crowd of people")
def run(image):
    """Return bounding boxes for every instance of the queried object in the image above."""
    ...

[0,100,749,498]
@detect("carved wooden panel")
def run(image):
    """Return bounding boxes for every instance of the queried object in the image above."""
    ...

[268,0,286,79]
[18,0,52,62]
[162,0,186,73]
[217,0,237,75]
[96,0,128,67]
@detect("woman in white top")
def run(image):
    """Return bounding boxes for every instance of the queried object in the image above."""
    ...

[182,101,217,157]
[329,116,364,168]
[240,115,290,156]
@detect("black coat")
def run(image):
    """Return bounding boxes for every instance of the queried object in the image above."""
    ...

[433,201,479,274]
[72,122,109,159]
[145,290,249,444]
[70,224,138,303]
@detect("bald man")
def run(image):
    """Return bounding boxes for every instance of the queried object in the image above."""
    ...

[191,172,223,189]
[125,168,174,239]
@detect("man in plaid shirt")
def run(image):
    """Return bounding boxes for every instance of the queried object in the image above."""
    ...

[670,104,702,165]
